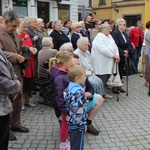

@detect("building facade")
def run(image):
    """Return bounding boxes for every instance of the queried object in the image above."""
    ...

[0,0,78,23]
[78,0,92,21]
[92,0,145,27]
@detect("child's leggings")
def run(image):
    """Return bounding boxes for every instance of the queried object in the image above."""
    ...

[60,113,69,142]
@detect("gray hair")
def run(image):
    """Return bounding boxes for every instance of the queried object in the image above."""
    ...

[77,37,89,48]
[19,17,30,27]
[3,10,20,22]
[99,23,110,32]
[37,18,43,24]
[52,20,61,29]
[42,37,53,47]
[28,16,37,24]
[59,42,73,52]
[115,18,126,27]
[137,21,143,27]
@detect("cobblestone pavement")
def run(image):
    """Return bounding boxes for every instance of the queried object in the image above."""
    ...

[9,74,150,150]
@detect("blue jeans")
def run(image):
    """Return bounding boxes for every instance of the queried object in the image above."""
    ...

[132,46,142,70]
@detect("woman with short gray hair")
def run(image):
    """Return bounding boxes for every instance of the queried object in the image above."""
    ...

[74,37,104,96]
[50,20,70,50]
[59,42,74,52]
[38,37,57,78]
[42,37,53,47]
[37,18,48,38]
[115,18,126,28]
[91,23,120,99]
[111,18,130,93]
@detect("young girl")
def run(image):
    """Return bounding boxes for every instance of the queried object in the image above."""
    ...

[49,51,72,150]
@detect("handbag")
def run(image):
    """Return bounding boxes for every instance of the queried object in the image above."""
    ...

[106,62,123,87]
[19,52,31,70]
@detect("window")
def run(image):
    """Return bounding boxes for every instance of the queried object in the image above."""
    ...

[13,0,27,16]
[58,4,70,24]
[89,0,92,7]
[124,15,141,27]
[38,2,49,24]
[99,0,105,4]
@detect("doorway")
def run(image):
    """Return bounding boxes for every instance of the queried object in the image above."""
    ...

[37,2,49,24]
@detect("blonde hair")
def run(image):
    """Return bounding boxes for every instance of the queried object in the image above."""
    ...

[68,65,86,82]
[49,51,72,72]
[71,22,80,30]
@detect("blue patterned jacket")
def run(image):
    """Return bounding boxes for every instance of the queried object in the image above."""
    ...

[64,82,87,129]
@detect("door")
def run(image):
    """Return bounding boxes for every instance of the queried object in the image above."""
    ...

[37,2,49,24]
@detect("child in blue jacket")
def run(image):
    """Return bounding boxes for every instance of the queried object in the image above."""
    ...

[64,65,87,150]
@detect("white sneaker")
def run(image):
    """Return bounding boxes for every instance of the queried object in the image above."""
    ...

[105,94,113,99]
[21,105,25,111]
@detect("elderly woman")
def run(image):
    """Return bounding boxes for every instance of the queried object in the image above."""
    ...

[59,42,74,52]
[91,23,120,99]
[112,18,131,93]
[74,37,104,96]
[90,20,101,43]
[17,17,37,108]
[78,21,87,37]
[37,18,48,38]
[50,20,70,50]
[144,21,150,95]
[71,22,83,50]
[38,37,57,79]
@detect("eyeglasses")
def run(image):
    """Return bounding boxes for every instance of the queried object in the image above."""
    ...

[76,26,80,28]
[120,24,126,26]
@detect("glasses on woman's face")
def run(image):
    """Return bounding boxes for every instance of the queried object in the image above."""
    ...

[76,26,80,28]
[121,24,126,26]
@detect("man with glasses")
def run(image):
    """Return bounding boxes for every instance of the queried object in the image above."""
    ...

[0,10,37,141]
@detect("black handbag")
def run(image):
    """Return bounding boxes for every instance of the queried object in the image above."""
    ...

[19,52,31,70]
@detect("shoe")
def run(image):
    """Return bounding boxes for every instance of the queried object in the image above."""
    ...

[24,102,36,107]
[9,130,16,141]
[59,141,70,150]
[21,104,25,111]
[112,87,119,94]
[118,87,126,93]
[87,124,99,135]
[11,126,29,133]
[104,94,113,99]
[148,92,150,96]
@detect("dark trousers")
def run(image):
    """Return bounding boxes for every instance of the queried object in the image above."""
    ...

[133,46,142,70]
[70,128,85,150]
[0,115,9,150]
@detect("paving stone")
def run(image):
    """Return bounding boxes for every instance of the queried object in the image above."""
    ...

[8,74,150,149]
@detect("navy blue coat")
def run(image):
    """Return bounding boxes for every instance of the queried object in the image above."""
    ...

[112,29,131,61]
[71,33,80,50]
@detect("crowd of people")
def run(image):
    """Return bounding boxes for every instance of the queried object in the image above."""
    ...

[0,9,149,150]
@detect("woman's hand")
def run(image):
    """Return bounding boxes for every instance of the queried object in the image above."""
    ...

[29,47,38,55]
[113,55,120,63]
[124,50,128,57]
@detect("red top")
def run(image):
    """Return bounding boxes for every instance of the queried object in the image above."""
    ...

[19,32,35,78]
[129,27,144,47]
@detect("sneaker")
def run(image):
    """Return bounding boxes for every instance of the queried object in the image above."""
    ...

[105,94,113,99]
[59,141,70,150]
[21,105,25,111]
[24,102,36,107]
[87,124,99,135]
